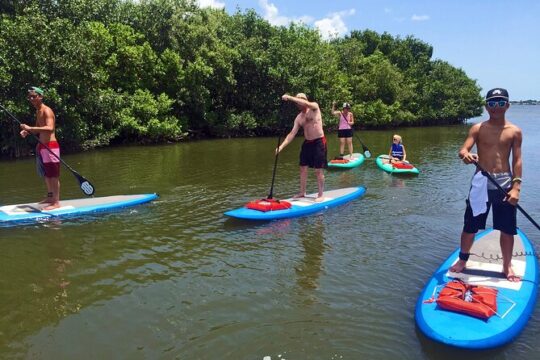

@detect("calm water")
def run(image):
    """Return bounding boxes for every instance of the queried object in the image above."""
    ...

[1,106,540,359]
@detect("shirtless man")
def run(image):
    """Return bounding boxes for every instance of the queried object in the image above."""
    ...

[276,93,327,202]
[20,86,61,210]
[450,88,522,282]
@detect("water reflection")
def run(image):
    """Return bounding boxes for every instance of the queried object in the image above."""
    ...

[295,217,325,297]
[391,178,405,188]
[42,235,79,318]
[336,171,356,188]
[255,219,291,237]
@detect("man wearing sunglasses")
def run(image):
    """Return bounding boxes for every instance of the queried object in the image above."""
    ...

[450,88,523,282]
[20,86,61,210]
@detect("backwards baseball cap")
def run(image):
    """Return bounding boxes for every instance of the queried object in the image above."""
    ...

[342,102,351,109]
[295,93,308,100]
[28,86,44,96]
[486,88,509,101]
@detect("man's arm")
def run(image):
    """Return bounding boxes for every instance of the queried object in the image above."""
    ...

[20,108,55,134]
[507,127,523,205]
[283,94,319,111]
[276,116,301,153]
[458,124,480,164]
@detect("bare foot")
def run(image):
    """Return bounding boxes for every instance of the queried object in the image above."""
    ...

[38,198,53,204]
[504,266,522,282]
[43,202,61,210]
[315,196,325,202]
[293,194,306,199]
[449,260,467,273]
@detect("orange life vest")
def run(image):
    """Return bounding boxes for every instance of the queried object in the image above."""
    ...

[392,162,414,169]
[436,279,498,319]
[330,159,350,164]
[245,198,292,212]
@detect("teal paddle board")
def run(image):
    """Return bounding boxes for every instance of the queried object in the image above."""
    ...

[375,155,419,175]
[327,153,365,169]
[225,186,366,221]
[0,194,158,225]
[415,228,538,349]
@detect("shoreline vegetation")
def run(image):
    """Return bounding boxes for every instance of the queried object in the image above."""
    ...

[0,0,484,158]
[511,100,539,105]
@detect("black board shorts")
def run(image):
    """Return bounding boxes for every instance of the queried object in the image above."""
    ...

[463,189,517,235]
[300,136,327,169]
[338,129,353,138]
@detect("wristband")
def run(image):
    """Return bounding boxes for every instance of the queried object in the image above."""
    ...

[512,177,522,184]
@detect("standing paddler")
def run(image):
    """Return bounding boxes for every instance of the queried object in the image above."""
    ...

[19,86,61,210]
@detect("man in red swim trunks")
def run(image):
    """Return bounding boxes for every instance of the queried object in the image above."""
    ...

[20,86,61,210]
[276,93,327,202]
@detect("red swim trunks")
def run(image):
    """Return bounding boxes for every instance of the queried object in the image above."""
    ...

[37,141,61,178]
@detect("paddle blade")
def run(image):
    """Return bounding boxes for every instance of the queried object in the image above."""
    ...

[80,180,95,196]
[74,172,95,196]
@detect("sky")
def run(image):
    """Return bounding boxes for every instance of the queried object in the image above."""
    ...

[196,0,540,101]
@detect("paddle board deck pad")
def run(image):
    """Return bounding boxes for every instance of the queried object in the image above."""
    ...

[0,194,159,225]
[415,228,538,349]
[328,153,365,169]
[224,186,366,220]
[375,155,419,174]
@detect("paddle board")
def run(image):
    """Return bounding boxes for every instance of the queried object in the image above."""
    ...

[415,228,538,349]
[224,186,366,220]
[0,194,159,225]
[327,153,365,169]
[375,155,419,175]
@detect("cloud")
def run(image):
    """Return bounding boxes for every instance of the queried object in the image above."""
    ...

[384,7,392,13]
[258,0,355,40]
[197,0,225,9]
[315,9,356,40]
[411,14,430,21]
[259,0,313,26]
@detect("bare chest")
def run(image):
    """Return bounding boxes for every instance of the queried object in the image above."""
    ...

[477,126,515,150]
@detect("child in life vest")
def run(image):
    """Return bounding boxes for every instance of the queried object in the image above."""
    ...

[386,134,407,163]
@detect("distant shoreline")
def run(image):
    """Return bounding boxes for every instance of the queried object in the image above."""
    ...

[510,101,539,105]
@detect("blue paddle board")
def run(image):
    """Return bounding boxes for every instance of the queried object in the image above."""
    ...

[224,186,366,220]
[0,194,158,225]
[375,155,419,175]
[415,228,538,349]
[327,153,365,169]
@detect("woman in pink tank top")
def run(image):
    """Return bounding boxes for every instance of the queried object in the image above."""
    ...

[331,102,355,157]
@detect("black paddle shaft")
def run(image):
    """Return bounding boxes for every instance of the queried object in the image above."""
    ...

[267,135,281,200]
[267,101,293,200]
[0,103,95,196]
[474,162,540,231]
[355,134,372,158]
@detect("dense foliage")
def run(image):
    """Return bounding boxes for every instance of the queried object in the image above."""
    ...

[0,0,483,157]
